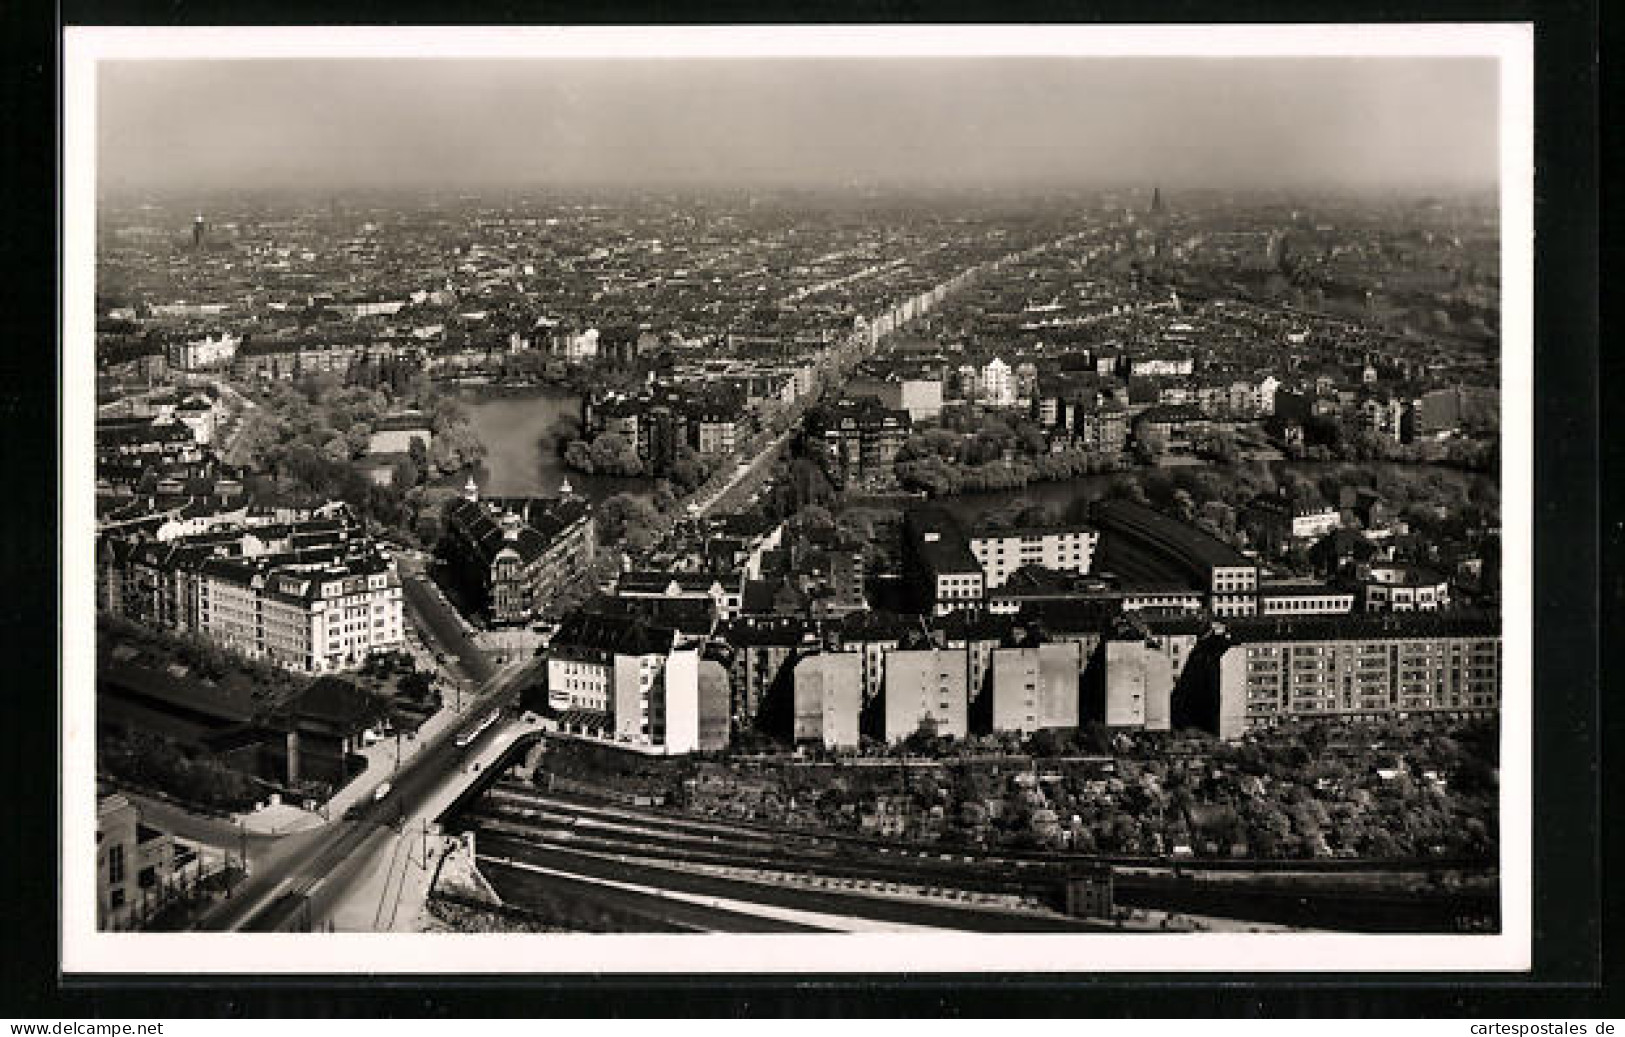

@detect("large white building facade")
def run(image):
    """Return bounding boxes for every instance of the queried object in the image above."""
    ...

[970,525,1099,589]
[979,358,1014,407]
[102,514,407,674]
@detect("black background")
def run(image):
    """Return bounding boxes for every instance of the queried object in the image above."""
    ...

[1,0,1606,1018]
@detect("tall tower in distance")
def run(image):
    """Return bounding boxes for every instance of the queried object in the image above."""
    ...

[1149,186,1165,216]
[191,213,206,249]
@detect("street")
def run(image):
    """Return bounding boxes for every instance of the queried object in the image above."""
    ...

[196,663,530,933]
[395,553,496,686]
[692,426,794,519]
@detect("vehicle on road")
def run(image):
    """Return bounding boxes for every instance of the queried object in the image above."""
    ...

[455,708,502,749]
[373,781,393,802]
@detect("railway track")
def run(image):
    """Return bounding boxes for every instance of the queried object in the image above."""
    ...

[496,778,1493,876]
[452,780,1499,933]
[473,831,1107,933]
[466,783,1065,891]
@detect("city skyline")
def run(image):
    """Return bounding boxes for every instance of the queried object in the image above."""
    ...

[96,57,1500,193]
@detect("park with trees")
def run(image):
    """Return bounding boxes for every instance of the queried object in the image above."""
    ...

[225,370,487,546]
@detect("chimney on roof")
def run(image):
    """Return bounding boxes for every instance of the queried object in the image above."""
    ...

[463,475,479,503]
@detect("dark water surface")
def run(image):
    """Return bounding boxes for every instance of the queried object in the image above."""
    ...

[460,387,646,501]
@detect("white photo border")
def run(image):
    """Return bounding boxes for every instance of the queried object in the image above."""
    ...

[60,22,1534,975]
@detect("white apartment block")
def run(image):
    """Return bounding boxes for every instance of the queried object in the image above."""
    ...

[168,332,240,372]
[980,358,1014,407]
[195,556,405,674]
[970,526,1099,589]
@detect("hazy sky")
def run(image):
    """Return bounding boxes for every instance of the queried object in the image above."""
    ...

[97,58,1500,193]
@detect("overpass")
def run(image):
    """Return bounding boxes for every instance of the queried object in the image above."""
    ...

[195,661,544,933]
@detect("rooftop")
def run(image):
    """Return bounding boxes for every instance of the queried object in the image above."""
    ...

[617,570,732,596]
[1014,599,1121,635]
[444,494,591,568]
[1223,611,1498,644]
[1258,580,1353,598]
[1092,499,1255,574]
[552,609,676,659]
[904,507,981,576]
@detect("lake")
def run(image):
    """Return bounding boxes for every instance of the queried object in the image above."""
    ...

[459,387,647,502]
[909,461,1491,528]
[461,387,1492,524]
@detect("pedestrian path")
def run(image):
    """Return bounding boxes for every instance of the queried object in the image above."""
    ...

[237,801,322,836]
[324,698,472,819]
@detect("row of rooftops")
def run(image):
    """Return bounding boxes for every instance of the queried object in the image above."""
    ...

[442,492,592,569]
[1090,498,1256,573]
[549,608,679,660]
[589,385,747,420]
[816,395,914,428]
[108,516,351,562]
[109,531,396,604]
[97,493,250,526]
[907,507,1109,578]
[96,420,197,448]
[101,507,390,589]
[1219,611,1498,643]
[616,571,736,596]
[548,601,1496,656]
[191,548,396,605]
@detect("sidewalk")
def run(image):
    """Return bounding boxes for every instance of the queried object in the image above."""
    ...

[324,696,473,820]
[329,822,458,932]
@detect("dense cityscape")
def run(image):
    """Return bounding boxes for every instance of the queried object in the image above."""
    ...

[91,181,1504,937]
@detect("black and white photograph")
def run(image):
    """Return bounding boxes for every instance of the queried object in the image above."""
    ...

[59,25,1535,976]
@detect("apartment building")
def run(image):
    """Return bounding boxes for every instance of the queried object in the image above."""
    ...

[1359,563,1452,612]
[97,794,176,931]
[195,551,405,673]
[903,509,985,616]
[792,652,863,749]
[548,610,670,713]
[969,523,1099,590]
[989,642,1082,735]
[818,396,913,487]
[1100,615,1205,731]
[442,480,595,625]
[1092,498,1259,618]
[100,514,406,674]
[612,645,731,754]
[166,331,240,372]
[1258,581,1357,616]
[1211,613,1501,740]
[883,648,969,743]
